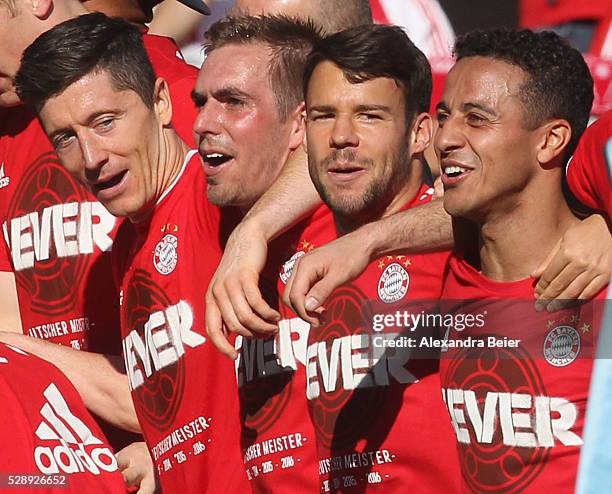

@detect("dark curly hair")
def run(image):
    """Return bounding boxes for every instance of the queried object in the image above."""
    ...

[303,24,432,126]
[454,28,593,157]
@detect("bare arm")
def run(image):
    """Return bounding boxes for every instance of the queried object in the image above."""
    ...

[284,199,453,325]
[354,198,453,256]
[0,332,139,432]
[206,147,322,358]
[0,271,22,333]
[285,205,612,321]
[148,0,204,46]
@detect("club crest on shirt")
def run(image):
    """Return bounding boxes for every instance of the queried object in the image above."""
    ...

[153,234,178,275]
[377,262,410,303]
[279,251,306,284]
[543,325,581,367]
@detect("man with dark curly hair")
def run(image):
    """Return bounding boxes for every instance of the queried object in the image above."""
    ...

[436,28,608,492]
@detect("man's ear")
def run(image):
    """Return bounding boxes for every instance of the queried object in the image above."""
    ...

[409,112,433,154]
[287,102,306,151]
[153,77,173,126]
[536,119,572,168]
[301,107,308,153]
[30,0,53,19]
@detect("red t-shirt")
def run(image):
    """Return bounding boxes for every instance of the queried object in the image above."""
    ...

[274,186,460,493]
[566,110,611,215]
[0,33,197,352]
[236,207,330,494]
[0,342,126,492]
[519,0,610,28]
[439,255,605,493]
[114,151,248,494]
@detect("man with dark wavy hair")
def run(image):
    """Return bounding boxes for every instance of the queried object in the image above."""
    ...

[275,24,461,493]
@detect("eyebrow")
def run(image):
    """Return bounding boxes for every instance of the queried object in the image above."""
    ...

[435,101,498,117]
[308,105,335,113]
[435,101,449,113]
[48,109,121,141]
[213,86,252,103]
[461,102,498,117]
[192,86,252,107]
[308,104,392,113]
[191,89,205,107]
[355,104,392,113]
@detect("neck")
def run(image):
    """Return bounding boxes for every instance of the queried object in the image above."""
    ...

[335,156,424,235]
[35,0,88,31]
[477,171,579,281]
[82,0,150,25]
[238,147,292,217]
[158,129,191,198]
[130,129,190,223]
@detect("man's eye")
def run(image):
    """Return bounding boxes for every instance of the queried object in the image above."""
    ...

[54,134,74,149]
[97,118,115,130]
[225,97,244,107]
[466,113,487,126]
[311,113,333,121]
[192,94,206,108]
[436,112,449,125]
[358,113,382,121]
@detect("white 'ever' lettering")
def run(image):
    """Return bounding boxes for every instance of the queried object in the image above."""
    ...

[122,301,205,390]
[442,388,583,448]
[3,202,115,271]
[234,317,310,387]
[234,318,417,400]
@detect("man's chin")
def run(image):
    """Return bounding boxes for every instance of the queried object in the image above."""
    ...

[322,190,368,217]
[137,0,161,21]
[442,199,478,223]
[0,90,22,108]
[206,184,241,208]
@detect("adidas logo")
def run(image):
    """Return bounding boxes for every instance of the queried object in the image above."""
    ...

[0,163,9,189]
[34,383,118,476]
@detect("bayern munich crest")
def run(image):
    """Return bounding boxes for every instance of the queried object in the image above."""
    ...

[377,262,410,303]
[279,251,305,284]
[153,234,178,275]
[543,325,581,367]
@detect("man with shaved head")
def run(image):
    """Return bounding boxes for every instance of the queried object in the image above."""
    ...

[233,0,371,33]
[84,0,209,23]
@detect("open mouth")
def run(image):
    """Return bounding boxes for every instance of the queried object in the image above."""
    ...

[201,151,235,177]
[203,152,233,167]
[443,165,468,178]
[92,170,127,195]
[441,163,472,185]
